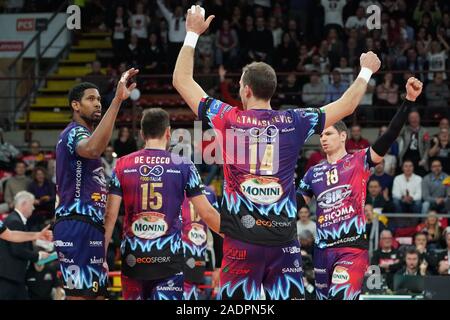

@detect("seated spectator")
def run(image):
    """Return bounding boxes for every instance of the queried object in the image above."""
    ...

[371,229,402,288]
[377,126,398,176]
[398,110,430,176]
[425,72,450,120]
[436,231,450,275]
[413,232,436,271]
[22,140,52,173]
[438,117,449,132]
[305,149,326,172]
[428,128,450,175]
[325,69,348,104]
[215,19,238,68]
[0,128,21,171]
[366,180,393,213]
[296,205,316,239]
[277,72,301,106]
[392,160,422,214]
[83,60,109,94]
[416,212,443,250]
[3,161,31,212]
[196,56,219,97]
[334,57,353,86]
[301,71,326,107]
[142,33,163,74]
[370,160,394,193]
[299,229,314,257]
[426,37,449,81]
[365,204,387,241]
[27,167,55,229]
[113,127,138,158]
[345,124,370,154]
[345,6,366,30]
[421,159,448,213]
[101,145,117,184]
[248,17,274,63]
[196,28,215,61]
[276,32,298,71]
[395,247,429,276]
[376,72,399,108]
[126,34,142,69]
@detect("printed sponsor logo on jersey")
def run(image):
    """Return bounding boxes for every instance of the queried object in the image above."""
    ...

[126,254,136,267]
[317,185,352,209]
[90,256,103,265]
[124,169,137,174]
[89,240,103,247]
[188,223,207,246]
[139,165,164,177]
[225,248,247,261]
[126,254,171,267]
[54,240,73,247]
[313,165,328,172]
[315,282,328,289]
[241,215,256,228]
[220,105,232,119]
[222,266,251,275]
[166,169,181,174]
[241,176,283,205]
[186,257,196,269]
[313,172,324,178]
[132,212,168,239]
[255,219,292,228]
[317,205,355,225]
[282,259,303,273]
[312,178,324,183]
[314,268,327,274]
[282,246,301,254]
[331,266,350,284]
[59,257,74,264]
[92,167,107,187]
[208,100,222,115]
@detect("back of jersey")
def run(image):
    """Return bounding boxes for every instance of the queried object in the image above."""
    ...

[109,148,204,280]
[198,97,325,245]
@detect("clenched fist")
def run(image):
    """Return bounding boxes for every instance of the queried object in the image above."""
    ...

[405,77,423,102]
[360,51,381,73]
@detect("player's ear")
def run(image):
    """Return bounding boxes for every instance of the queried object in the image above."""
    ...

[140,130,145,141]
[165,127,171,141]
[71,100,80,112]
[244,85,252,99]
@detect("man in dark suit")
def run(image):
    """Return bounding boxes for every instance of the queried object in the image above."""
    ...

[0,191,49,299]
[437,231,450,275]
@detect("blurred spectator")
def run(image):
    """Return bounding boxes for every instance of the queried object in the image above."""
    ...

[376,72,399,109]
[366,179,393,213]
[142,33,164,74]
[334,57,353,86]
[268,17,283,49]
[395,247,429,276]
[296,205,316,239]
[218,65,242,109]
[27,167,55,229]
[0,128,21,171]
[196,28,215,61]
[248,17,274,63]
[196,56,218,97]
[370,160,394,192]
[126,34,142,68]
[425,72,450,120]
[392,160,422,214]
[215,19,238,68]
[4,0,24,13]
[22,140,50,173]
[399,17,415,43]
[276,32,298,71]
[299,229,314,257]
[26,260,64,300]
[101,145,117,184]
[346,124,370,154]
[413,232,435,269]
[438,117,449,131]
[413,0,443,27]
[325,69,348,103]
[3,161,31,212]
[113,127,138,158]
[365,203,387,240]
[416,212,443,250]
[304,149,326,172]
[110,5,128,65]
[83,61,108,94]
[415,26,432,57]
[398,111,430,176]
[421,159,448,213]
[436,231,450,275]
[345,7,367,30]
[427,37,449,81]
[377,126,398,175]
[129,2,150,44]
[157,0,186,69]
[0,191,49,299]
[302,71,326,107]
[371,229,401,288]
[278,72,301,106]
[428,128,450,174]
[321,0,346,30]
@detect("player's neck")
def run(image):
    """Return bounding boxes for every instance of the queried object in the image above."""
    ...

[144,139,167,151]
[245,98,271,110]
[326,148,347,164]
[73,115,94,131]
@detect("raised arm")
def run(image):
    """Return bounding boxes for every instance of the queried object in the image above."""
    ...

[76,68,138,159]
[321,52,380,128]
[156,0,173,22]
[370,77,423,164]
[172,5,215,116]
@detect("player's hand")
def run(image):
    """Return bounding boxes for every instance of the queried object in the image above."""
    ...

[186,5,214,35]
[211,268,220,289]
[37,224,53,242]
[218,65,227,81]
[39,251,50,260]
[360,51,381,73]
[115,68,139,102]
[405,77,423,102]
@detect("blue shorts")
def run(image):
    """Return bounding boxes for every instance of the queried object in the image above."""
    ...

[54,218,108,297]
[122,272,184,300]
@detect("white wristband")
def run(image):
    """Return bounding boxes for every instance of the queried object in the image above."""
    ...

[357,67,373,83]
[184,31,199,48]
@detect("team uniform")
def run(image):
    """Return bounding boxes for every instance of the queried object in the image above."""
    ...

[54,122,108,297]
[298,149,375,300]
[108,148,204,300]
[182,186,218,300]
[198,97,325,300]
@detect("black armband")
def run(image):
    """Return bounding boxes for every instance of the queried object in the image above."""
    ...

[372,98,414,157]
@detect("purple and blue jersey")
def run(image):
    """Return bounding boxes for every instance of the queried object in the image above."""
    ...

[198,97,325,246]
[55,122,107,226]
[108,148,204,280]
